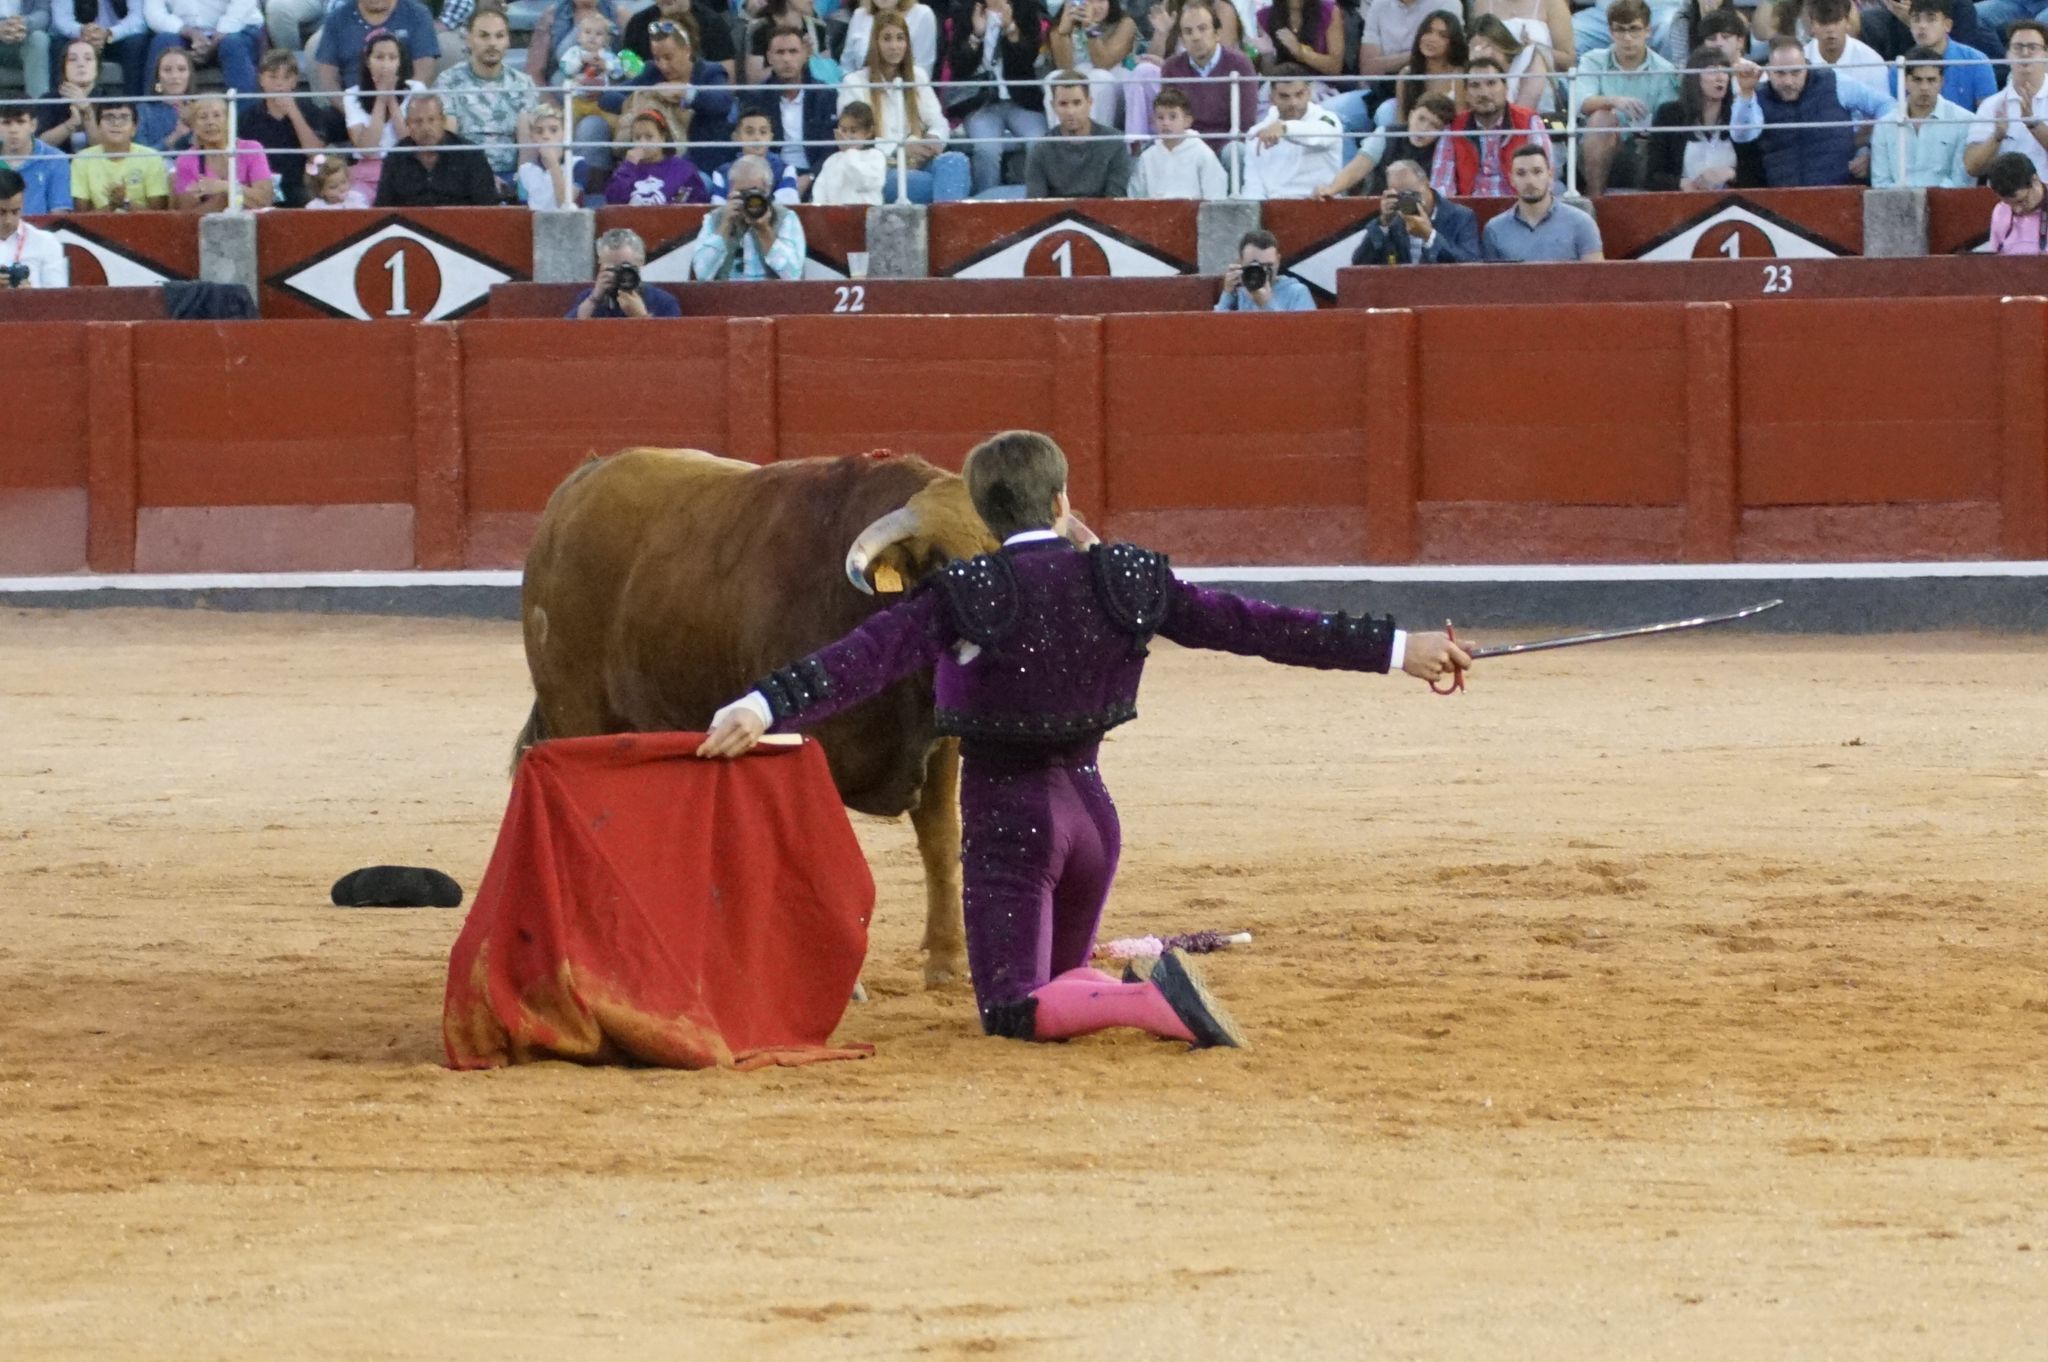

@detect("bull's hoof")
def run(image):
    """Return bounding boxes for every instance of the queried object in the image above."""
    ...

[923,950,970,989]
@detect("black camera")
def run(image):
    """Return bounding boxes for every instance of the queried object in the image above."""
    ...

[1,262,28,289]
[608,262,640,297]
[1239,261,1270,292]
[741,188,772,220]
[1396,189,1422,215]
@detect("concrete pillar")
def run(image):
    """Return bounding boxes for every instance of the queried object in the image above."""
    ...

[532,209,596,282]
[864,203,929,278]
[1197,199,1262,275]
[197,212,259,295]
[1863,188,1930,258]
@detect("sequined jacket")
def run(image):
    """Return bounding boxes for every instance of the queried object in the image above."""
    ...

[752,539,1396,747]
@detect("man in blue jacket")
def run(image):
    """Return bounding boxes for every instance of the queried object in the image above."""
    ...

[1350,159,1479,266]
[1731,37,1897,186]
[737,25,837,198]
[600,20,734,175]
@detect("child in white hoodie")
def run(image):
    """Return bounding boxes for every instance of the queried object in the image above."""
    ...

[1130,88,1226,200]
[810,101,888,205]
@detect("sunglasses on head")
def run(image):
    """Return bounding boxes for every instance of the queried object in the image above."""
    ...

[649,20,691,39]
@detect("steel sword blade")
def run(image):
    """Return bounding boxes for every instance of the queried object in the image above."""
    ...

[1462,599,1783,661]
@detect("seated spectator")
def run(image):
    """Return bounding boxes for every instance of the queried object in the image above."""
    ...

[605,17,736,175]
[810,99,887,203]
[839,0,940,76]
[142,0,262,94]
[559,9,628,159]
[38,38,103,151]
[434,7,538,191]
[1472,0,1571,74]
[1315,91,1454,197]
[303,149,370,206]
[315,0,440,100]
[172,93,275,209]
[1215,227,1316,311]
[1256,0,1344,76]
[1046,0,1137,129]
[1801,0,1887,97]
[1350,157,1480,264]
[623,0,737,80]
[1358,0,1462,83]
[52,0,150,101]
[0,100,71,212]
[242,47,348,207]
[1481,143,1604,259]
[1867,0,1999,63]
[1431,58,1549,197]
[706,110,800,201]
[690,152,807,279]
[345,29,426,199]
[603,106,711,202]
[742,0,828,86]
[1469,12,1555,118]
[1645,46,1764,189]
[1323,0,1457,154]
[569,225,683,318]
[1872,44,1975,185]
[838,10,968,201]
[1658,0,1748,67]
[739,25,838,196]
[374,93,499,204]
[1021,69,1132,197]
[1,167,66,287]
[1572,0,1679,195]
[514,103,580,207]
[1242,68,1341,198]
[1888,0,1994,110]
[1986,149,2045,253]
[71,98,171,206]
[1389,11,1467,128]
[137,44,195,150]
[946,0,1048,196]
[1731,37,1896,186]
[1963,20,2048,180]
[1131,86,1227,197]
[1692,4,1754,64]
[1159,1,1256,152]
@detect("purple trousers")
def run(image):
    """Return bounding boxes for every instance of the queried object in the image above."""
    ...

[959,745,1121,1035]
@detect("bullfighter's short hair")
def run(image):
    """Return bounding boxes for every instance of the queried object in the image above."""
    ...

[964,432,1070,541]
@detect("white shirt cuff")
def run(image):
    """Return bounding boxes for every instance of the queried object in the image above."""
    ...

[1389,629,1406,672]
[714,691,775,731]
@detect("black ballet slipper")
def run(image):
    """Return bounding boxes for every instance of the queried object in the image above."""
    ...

[1151,948,1246,1050]
[330,865,464,909]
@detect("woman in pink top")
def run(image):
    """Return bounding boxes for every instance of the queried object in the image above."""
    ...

[1988,151,2046,255]
[172,96,278,213]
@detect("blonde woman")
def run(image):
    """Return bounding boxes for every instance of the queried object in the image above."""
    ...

[838,0,940,79]
[171,94,277,212]
[837,11,968,200]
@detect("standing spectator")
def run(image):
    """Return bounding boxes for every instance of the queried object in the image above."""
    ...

[1023,68,1132,195]
[172,92,276,208]
[739,24,837,193]
[0,101,71,211]
[1645,46,1764,188]
[1160,0,1256,152]
[1963,20,2048,180]
[1871,44,1974,185]
[838,11,969,201]
[141,0,261,94]
[303,148,369,205]
[840,0,938,75]
[1430,58,1548,197]
[1572,0,1679,195]
[1241,68,1342,198]
[605,14,737,174]
[1801,0,1887,97]
[0,0,53,101]
[1481,142,1604,259]
[1986,149,2046,253]
[623,0,738,80]
[242,47,347,207]
[1047,0,1137,128]
[136,43,194,150]
[1215,227,1316,310]
[1316,89,1454,195]
[1256,0,1344,77]
[38,38,104,149]
[434,6,537,188]
[1889,0,1993,110]
[69,97,170,206]
[51,0,150,100]
[515,102,580,206]
[810,98,887,202]
[569,225,683,317]
[373,91,498,203]
[1130,84,1226,195]
[314,0,439,100]
[690,152,807,279]
[344,29,425,199]
[1731,37,1895,186]
[947,0,1047,197]
[706,109,800,199]
[603,105,711,201]
[1351,157,1479,263]
[1,167,66,286]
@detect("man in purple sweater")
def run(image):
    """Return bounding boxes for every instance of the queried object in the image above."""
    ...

[1160,0,1258,150]
[701,431,1471,1049]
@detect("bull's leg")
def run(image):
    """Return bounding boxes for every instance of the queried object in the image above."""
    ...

[908,738,968,988]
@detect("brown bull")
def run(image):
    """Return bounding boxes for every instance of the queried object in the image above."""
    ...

[513,447,997,985]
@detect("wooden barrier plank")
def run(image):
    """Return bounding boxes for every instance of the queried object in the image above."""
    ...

[85,322,137,574]
[1682,303,1738,562]
[0,322,92,573]
[1337,255,2048,309]
[413,323,467,570]
[1051,316,1107,519]
[1360,308,1419,565]
[1999,296,2048,559]
[484,277,1219,318]
[726,317,779,465]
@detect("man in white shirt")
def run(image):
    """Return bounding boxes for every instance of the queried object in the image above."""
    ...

[1242,70,1343,199]
[1802,0,1888,98]
[1963,18,2048,180]
[0,168,68,289]
[1872,46,1975,187]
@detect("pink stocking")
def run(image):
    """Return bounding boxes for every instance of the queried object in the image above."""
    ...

[1030,968,1194,1043]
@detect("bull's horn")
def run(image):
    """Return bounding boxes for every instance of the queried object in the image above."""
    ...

[845,506,922,595]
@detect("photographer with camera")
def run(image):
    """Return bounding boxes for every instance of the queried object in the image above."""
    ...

[1214,228,1314,312]
[1350,159,1479,266]
[0,168,66,290]
[688,154,808,281]
[567,227,682,319]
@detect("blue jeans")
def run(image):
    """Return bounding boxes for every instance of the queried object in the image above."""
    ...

[147,24,263,93]
[883,149,970,203]
[1973,0,2048,40]
[962,101,1049,194]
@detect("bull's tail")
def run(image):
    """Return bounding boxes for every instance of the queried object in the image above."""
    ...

[510,699,546,778]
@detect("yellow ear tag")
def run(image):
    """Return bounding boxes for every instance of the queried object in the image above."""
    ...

[872,564,905,594]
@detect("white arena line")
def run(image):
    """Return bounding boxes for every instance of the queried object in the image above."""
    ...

[5,563,2048,592]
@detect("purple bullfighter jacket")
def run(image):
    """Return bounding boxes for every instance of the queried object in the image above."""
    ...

[750,538,1397,754]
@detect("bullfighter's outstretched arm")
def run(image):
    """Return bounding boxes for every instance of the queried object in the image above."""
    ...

[1156,576,1407,675]
[726,586,959,736]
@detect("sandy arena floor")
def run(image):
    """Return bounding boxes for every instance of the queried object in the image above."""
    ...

[1,608,2044,1361]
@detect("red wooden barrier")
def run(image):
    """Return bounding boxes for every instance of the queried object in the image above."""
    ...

[258,208,533,320]
[40,212,197,286]
[927,200,1198,277]
[484,275,1219,317]
[0,324,93,573]
[1928,187,2000,256]
[0,286,166,322]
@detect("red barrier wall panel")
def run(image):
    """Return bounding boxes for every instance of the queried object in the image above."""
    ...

[928,201,1197,276]
[1733,298,1999,506]
[43,212,199,285]
[1597,188,1864,259]
[1927,187,1999,255]
[259,208,533,321]
[0,323,91,573]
